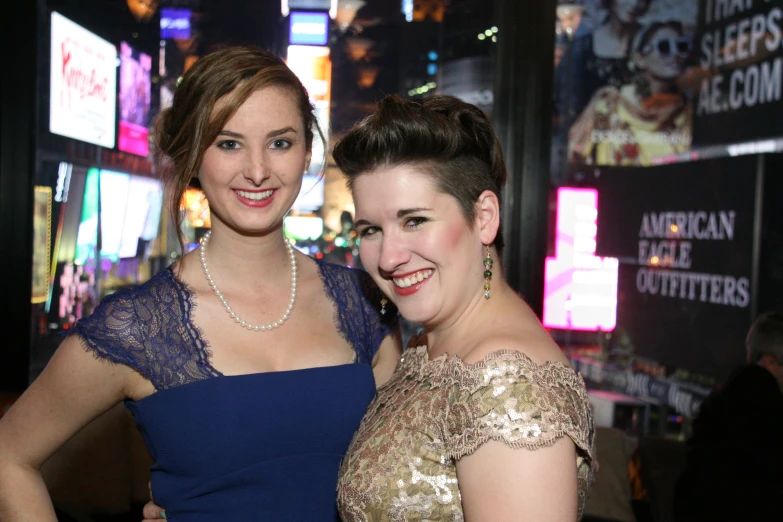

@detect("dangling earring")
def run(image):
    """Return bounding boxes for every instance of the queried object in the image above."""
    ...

[380,298,388,315]
[483,245,493,299]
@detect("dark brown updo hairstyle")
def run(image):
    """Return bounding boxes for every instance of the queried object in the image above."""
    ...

[154,44,325,257]
[332,94,507,254]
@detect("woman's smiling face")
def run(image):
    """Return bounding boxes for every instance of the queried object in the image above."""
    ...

[197,86,310,235]
[353,165,487,327]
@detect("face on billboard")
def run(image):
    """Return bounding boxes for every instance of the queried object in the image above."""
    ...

[49,12,118,148]
[636,26,689,80]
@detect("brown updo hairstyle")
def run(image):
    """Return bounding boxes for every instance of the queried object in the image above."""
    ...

[154,44,325,257]
[332,94,507,254]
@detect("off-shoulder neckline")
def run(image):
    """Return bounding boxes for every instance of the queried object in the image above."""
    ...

[405,344,579,373]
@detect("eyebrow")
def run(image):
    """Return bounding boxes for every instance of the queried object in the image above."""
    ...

[397,207,430,217]
[354,208,431,229]
[268,126,298,138]
[217,130,245,139]
[217,127,299,140]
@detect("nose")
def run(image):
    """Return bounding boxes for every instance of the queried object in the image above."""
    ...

[377,231,410,275]
[244,148,271,185]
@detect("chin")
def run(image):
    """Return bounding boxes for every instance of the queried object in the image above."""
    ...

[396,307,432,328]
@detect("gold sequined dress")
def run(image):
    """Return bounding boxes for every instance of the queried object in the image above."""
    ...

[337,345,595,521]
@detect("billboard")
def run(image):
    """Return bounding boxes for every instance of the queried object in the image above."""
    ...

[49,11,117,148]
[553,0,783,174]
[118,41,152,157]
[690,0,783,147]
[289,11,329,46]
[595,156,759,379]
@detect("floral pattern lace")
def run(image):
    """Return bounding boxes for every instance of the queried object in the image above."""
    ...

[337,346,596,521]
[71,259,396,390]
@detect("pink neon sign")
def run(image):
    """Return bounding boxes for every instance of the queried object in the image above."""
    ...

[543,187,618,331]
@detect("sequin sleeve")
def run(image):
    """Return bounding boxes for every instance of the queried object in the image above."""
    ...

[446,350,596,516]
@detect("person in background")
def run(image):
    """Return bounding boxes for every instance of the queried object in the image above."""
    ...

[673,311,783,522]
[556,0,653,123]
[567,20,692,166]
[552,0,652,181]
[0,45,400,521]
[332,94,596,521]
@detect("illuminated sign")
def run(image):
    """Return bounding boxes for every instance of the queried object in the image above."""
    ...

[49,12,117,148]
[282,0,336,18]
[543,187,618,331]
[160,8,192,40]
[403,0,413,22]
[118,41,152,157]
[289,11,329,46]
[286,45,331,177]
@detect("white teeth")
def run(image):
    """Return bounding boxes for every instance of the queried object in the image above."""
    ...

[237,189,273,201]
[392,270,432,288]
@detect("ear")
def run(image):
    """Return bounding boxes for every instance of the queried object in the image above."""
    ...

[475,190,500,245]
[305,152,312,173]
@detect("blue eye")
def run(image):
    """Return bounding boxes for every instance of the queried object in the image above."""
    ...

[270,139,292,149]
[217,140,240,150]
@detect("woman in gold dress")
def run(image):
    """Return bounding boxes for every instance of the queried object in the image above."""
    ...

[332,94,595,521]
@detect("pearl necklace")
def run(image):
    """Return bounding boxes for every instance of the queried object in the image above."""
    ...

[199,230,297,332]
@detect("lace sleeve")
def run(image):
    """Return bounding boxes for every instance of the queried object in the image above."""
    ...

[70,287,154,384]
[68,268,219,391]
[446,351,596,515]
[317,261,398,365]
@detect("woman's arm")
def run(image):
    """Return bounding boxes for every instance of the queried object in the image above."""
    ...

[457,436,579,522]
[0,336,136,521]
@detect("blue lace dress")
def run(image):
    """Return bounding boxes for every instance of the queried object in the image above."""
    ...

[71,259,395,522]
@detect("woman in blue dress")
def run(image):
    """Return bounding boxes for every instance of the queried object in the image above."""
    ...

[0,45,401,521]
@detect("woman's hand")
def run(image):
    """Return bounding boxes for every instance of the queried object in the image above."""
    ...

[143,481,166,521]
[142,499,166,521]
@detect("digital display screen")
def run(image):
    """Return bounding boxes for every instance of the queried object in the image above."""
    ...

[160,8,191,39]
[49,12,117,148]
[118,41,152,157]
[292,174,324,212]
[118,175,163,258]
[289,11,329,46]
[284,216,324,241]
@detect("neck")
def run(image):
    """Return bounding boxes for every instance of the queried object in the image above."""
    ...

[197,225,292,281]
[647,76,677,96]
[424,279,509,358]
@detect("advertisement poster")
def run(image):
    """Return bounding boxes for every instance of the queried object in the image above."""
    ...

[553,0,699,172]
[691,0,783,147]
[32,187,53,304]
[118,41,152,157]
[594,155,759,379]
[49,12,117,148]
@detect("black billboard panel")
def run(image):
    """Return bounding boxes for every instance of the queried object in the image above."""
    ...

[691,0,783,147]
[595,155,759,379]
